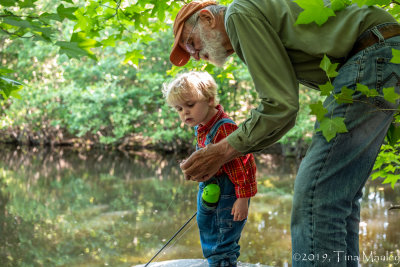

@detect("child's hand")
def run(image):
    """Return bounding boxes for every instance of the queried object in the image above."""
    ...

[231,198,249,221]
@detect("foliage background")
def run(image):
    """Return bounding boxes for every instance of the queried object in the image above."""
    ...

[0,0,319,152]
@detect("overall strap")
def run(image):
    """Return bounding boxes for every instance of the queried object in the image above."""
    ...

[194,118,236,150]
[194,125,199,150]
[205,118,236,146]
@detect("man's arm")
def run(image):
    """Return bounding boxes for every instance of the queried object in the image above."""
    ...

[225,12,299,153]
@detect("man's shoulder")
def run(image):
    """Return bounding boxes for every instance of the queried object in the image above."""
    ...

[226,0,258,18]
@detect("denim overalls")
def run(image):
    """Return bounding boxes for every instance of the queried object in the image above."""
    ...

[195,118,247,267]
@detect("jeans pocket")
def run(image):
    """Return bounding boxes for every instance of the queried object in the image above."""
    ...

[198,189,217,215]
[373,57,400,113]
[217,194,236,229]
[200,199,217,213]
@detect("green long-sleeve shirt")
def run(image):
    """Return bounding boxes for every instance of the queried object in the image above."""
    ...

[224,0,397,153]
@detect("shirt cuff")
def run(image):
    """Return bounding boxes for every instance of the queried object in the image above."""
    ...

[235,181,258,198]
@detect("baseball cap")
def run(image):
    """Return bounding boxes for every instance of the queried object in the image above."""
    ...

[170,1,217,66]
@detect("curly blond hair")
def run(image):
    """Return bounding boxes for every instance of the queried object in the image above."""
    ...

[163,71,219,106]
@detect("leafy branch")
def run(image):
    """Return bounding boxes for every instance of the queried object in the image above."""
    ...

[311,53,400,187]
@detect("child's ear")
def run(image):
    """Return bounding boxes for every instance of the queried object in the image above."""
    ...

[208,97,215,106]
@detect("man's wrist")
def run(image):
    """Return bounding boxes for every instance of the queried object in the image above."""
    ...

[210,139,242,164]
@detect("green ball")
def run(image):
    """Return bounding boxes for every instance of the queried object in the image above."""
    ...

[202,184,220,204]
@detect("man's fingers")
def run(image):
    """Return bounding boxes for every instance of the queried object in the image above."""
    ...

[180,149,201,170]
[183,164,209,181]
[180,158,189,170]
[180,144,222,182]
[197,174,209,182]
[186,174,209,182]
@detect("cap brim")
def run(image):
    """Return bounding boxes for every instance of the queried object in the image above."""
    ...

[170,24,190,66]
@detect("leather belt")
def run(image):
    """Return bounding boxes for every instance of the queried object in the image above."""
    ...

[347,23,400,59]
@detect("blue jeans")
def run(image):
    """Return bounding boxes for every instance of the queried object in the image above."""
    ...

[197,174,247,267]
[291,25,400,266]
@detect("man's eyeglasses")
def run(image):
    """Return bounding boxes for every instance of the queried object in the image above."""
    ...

[184,17,199,55]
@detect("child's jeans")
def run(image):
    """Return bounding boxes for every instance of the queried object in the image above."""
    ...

[197,173,247,267]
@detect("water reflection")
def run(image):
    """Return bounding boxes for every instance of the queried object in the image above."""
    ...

[0,146,398,267]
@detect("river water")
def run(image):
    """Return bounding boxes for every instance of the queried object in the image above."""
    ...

[0,146,398,266]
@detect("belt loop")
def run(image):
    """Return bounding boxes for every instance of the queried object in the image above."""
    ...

[371,26,385,44]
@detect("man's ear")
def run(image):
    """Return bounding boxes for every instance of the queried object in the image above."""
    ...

[199,9,216,29]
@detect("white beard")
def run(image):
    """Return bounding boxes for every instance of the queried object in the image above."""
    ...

[198,25,229,67]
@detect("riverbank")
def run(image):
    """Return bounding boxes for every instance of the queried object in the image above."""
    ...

[0,130,308,158]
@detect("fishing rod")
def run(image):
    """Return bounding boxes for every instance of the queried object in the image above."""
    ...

[144,183,221,266]
[144,211,197,267]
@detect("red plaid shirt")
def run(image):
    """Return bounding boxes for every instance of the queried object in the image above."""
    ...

[196,105,257,198]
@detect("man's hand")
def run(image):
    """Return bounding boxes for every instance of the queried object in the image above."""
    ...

[231,198,249,221]
[180,139,241,182]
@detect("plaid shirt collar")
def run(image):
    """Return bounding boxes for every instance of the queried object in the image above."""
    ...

[196,104,224,134]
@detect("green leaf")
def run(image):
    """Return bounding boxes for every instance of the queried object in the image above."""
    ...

[56,41,97,60]
[356,83,379,97]
[352,0,371,7]
[57,4,78,20]
[0,68,14,75]
[353,0,390,7]
[318,117,348,142]
[18,0,37,8]
[123,49,144,66]
[294,0,336,26]
[318,81,334,96]
[390,48,400,64]
[0,0,16,7]
[334,86,354,104]
[39,12,63,23]
[386,123,400,147]
[74,8,92,32]
[309,101,328,121]
[2,17,33,28]
[331,0,350,11]
[0,76,23,100]
[383,87,400,104]
[101,35,117,47]
[374,0,391,5]
[70,32,101,56]
[382,174,400,189]
[0,76,21,84]
[320,55,339,78]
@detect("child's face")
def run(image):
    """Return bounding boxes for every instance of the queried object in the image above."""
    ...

[172,95,216,127]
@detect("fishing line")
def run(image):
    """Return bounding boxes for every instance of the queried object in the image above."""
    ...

[147,193,176,238]
[147,169,188,238]
[144,158,205,266]
[144,211,197,267]
[155,214,198,259]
